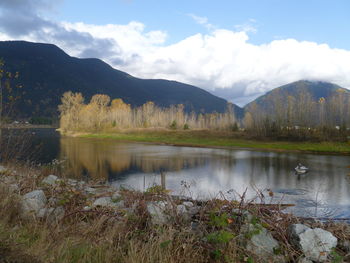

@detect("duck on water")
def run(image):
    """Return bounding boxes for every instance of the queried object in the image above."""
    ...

[295,163,309,174]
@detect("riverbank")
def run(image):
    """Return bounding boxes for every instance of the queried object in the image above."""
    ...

[0,124,56,129]
[0,163,349,262]
[71,129,350,155]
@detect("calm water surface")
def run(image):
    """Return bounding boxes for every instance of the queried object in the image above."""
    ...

[10,128,350,219]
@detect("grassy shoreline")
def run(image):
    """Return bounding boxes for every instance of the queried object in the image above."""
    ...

[72,130,350,155]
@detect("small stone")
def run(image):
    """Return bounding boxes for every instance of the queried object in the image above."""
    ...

[240,223,279,260]
[93,197,124,209]
[83,206,91,211]
[67,179,78,186]
[289,224,310,238]
[21,190,47,218]
[182,201,194,208]
[93,197,112,207]
[147,201,170,225]
[288,224,337,262]
[42,175,60,186]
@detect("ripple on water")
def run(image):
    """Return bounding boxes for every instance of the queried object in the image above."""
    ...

[274,188,309,196]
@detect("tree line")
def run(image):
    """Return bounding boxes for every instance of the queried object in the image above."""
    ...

[59,92,238,132]
[243,89,350,141]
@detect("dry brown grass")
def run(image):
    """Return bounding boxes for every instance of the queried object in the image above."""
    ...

[0,164,349,263]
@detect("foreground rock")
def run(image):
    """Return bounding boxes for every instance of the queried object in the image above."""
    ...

[289,224,337,262]
[240,223,281,261]
[147,201,170,225]
[21,190,47,219]
[42,175,61,186]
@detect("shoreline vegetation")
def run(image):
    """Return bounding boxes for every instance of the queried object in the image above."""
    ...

[61,129,350,155]
[0,164,349,262]
[57,91,350,155]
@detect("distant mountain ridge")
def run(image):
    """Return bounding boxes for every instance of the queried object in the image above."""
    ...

[1,41,348,123]
[244,80,350,114]
[0,41,243,119]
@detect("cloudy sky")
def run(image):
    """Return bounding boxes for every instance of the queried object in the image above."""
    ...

[1,0,350,106]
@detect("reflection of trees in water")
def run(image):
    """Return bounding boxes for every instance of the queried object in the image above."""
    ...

[60,138,132,180]
[59,138,350,209]
[60,138,230,181]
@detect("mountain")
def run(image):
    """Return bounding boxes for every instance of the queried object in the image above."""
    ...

[244,80,349,114]
[0,41,243,119]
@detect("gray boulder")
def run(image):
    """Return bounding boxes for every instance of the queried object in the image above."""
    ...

[42,175,60,186]
[21,190,47,218]
[240,223,280,260]
[147,201,170,225]
[289,224,337,262]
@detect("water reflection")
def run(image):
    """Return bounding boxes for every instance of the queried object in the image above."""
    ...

[60,137,213,180]
[58,136,350,218]
[2,128,340,219]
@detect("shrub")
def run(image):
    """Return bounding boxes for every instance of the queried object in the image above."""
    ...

[169,120,177,130]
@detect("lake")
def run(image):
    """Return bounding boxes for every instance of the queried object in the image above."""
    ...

[3,128,350,219]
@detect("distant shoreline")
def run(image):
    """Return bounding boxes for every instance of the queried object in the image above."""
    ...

[61,129,350,155]
[0,124,56,129]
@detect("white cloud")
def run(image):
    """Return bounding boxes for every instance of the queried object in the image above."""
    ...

[1,1,350,106]
[234,24,257,34]
[188,13,215,30]
[116,29,350,105]
[234,19,258,34]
